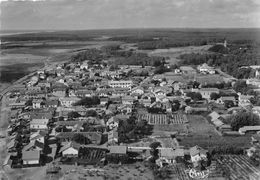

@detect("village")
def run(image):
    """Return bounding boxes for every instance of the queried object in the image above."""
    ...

[1,46,260,180]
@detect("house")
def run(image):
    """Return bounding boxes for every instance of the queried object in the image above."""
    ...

[106,117,120,130]
[216,96,236,105]
[108,80,133,89]
[180,66,197,74]
[22,140,44,152]
[9,102,26,109]
[112,88,129,97]
[238,93,253,107]
[22,150,40,165]
[199,88,219,100]
[80,61,89,70]
[52,87,67,97]
[45,99,59,108]
[30,119,49,131]
[59,141,80,157]
[153,88,166,97]
[117,104,133,114]
[131,86,144,96]
[32,99,43,109]
[100,97,109,105]
[30,130,47,144]
[251,134,260,146]
[59,97,80,107]
[239,126,260,135]
[122,96,135,105]
[157,148,184,166]
[74,89,93,98]
[197,63,215,74]
[108,130,118,145]
[189,146,207,166]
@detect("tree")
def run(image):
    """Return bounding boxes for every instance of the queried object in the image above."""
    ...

[230,111,260,131]
[186,92,202,101]
[73,96,100,106]
[67,111,81,119]
[149,142,161,158]
[85,110,98,117]
[72,133,91,144]
[233,80,248,94]
[210,93,221,100]
[224,100,235,108]
[172,100,180,111]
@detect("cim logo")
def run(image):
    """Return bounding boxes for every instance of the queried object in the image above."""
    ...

[186,168,210,179]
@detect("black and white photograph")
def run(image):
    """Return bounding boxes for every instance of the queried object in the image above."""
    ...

[0,0,260,179]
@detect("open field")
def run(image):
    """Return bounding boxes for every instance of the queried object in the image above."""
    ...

[179,115,251,149]
[4,163,153,180]
[146,45,212,65]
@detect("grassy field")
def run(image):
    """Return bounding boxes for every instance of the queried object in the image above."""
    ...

[179,115,251,149]
[5,163,153,180]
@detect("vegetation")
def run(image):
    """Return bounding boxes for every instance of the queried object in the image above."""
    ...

[186,92,202,101]
[179,43,259,79]
[230,111,260,131]
[73,96,100,107]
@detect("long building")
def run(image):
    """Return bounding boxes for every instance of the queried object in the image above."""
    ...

[108,80,133,89]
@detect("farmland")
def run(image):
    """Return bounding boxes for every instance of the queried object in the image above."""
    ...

[216,155,260,180]
[179,115,252,149]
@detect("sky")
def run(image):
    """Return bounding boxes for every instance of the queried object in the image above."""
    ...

[1,0,260,30]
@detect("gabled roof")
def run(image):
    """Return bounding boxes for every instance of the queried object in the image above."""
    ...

[59,141,81,153]
[30,130,47,140]
[23,140,44,152]
[30,119,49,125]
[189,145,207,156]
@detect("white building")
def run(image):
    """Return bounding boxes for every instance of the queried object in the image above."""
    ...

[197,63,215,74]
[108,80,133,89]
[59,97,80,107]
[30,119,49,131]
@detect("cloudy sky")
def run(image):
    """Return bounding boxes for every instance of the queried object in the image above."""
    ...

[1,0,260,30]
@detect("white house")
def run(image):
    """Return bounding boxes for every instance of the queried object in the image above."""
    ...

[59,141,80,157]
[32,99,43,109]
[80,61,89,70]
[189,146,207,166]
[131,86,144,96]
[22,150,40,165]
[30,130,47,144]
[30,119,49,131]
[106,117,120,130]
[59,97,80,107]
[199,88,219,100]
[197,63,215,74]
[108,130,118,145]
[108,80,133,89]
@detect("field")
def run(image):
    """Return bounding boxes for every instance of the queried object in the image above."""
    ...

[4,163,153,180]
[179,115,251,149]
[216,155,260,180]
[145,45,212,65]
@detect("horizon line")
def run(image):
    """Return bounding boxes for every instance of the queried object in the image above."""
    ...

[1,27,260,32]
